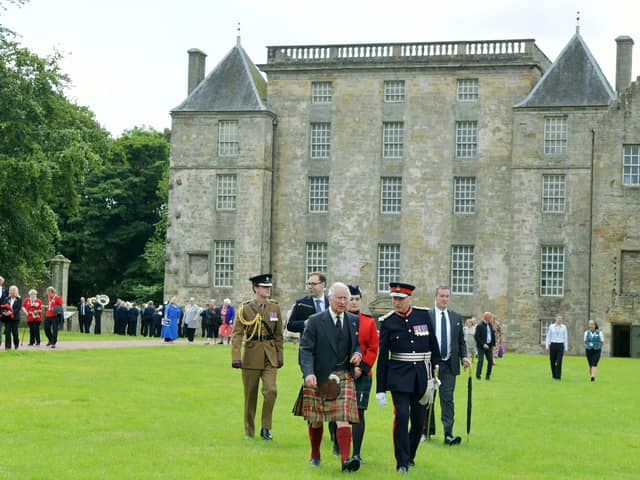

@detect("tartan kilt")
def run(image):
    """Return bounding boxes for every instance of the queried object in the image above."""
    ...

[292,369,360,424]
[355,375,373,410]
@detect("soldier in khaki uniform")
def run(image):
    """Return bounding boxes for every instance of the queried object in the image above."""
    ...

[232,273,284,440]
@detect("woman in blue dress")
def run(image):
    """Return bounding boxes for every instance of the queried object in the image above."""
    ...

[162,296,181,342]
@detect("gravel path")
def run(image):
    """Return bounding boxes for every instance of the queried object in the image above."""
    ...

[2,339,229,351]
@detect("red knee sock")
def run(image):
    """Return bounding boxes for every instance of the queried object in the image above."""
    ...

[308,424,323,459]
[336,426,352,462]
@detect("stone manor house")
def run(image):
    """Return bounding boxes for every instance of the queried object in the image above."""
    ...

[164,27,640,356]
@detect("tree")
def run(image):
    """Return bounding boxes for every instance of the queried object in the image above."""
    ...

[0,32,110,285]
[58,128,169,303]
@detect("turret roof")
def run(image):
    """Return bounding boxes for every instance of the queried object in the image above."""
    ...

[515,31,616,108]
[173,39,272,113]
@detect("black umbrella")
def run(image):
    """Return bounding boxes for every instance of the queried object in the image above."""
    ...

[466,361,473,442]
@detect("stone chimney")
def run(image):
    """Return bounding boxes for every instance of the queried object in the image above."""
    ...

[615,36,634,94]
[187,48,207,95]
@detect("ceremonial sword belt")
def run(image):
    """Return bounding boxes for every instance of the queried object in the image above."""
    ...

[390,352,433,380]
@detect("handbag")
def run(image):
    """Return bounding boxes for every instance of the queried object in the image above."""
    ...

[498,341,505,358]
[54,305,64,315]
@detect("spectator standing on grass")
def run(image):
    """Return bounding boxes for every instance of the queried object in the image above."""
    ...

[141,301,155,336]
[545,314,568,380]
[44,286,63,349]
[463,317,476,361]
[474,312,496,381]
[219,298,235,345]
[127,303,140,336]
[24,289,43,346]
[183,297,202,344]
[93,298,103,334]
[492,316,504,363]
[1,285,22,350]
[584,320,605,382]
[77,297,92,333]
[162,296,181,343]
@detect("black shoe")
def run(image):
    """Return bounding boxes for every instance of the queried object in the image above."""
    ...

[591,377,595,382]
[476,376,481,380]
[408,459,415,467]
[352,454,364,464]
[310,458,321,467]
[397,466,408,474]
[444,434,462,445]
[485,377,490,381]
[333,443,340,456]
[260,428,272,440]
[342,457,360,472]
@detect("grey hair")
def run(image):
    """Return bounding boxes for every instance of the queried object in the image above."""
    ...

[435,285,450,296]
[328,282,349,298]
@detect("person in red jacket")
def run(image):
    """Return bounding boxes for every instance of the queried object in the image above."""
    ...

[23,289,44,346]
[44,286,64,348]
[347,284,379,464]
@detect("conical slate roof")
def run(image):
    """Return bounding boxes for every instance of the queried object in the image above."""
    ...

[173,39,272,113]
[515,30,616,108]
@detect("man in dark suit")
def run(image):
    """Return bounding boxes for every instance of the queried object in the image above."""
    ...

[287,272,329,334]
[77,297,93,333]
[428,285,471,446]
[141,301,155,336]
[474,312,496,380]
[93,299,103,334]
[376,282,440,474]
[298,282,362,472]
[127,303,140,336]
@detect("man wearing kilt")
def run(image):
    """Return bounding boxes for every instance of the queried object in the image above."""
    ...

[376,282,440,474]
[295,282,362,472]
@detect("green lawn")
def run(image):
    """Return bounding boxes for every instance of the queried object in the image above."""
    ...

[2,344,638,479]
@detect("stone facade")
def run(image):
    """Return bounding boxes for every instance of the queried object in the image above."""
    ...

[165,35,640,355]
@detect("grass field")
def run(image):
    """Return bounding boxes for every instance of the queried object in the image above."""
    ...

[2,342,638,479]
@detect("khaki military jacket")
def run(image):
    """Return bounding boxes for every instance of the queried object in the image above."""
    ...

[232,299,283,369]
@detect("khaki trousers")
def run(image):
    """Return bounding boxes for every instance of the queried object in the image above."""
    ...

[242,365,277,437]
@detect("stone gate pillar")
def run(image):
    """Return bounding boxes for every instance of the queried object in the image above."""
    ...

[50,255,71,329]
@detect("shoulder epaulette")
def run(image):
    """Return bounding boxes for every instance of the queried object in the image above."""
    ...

[378,310,394,322]
[413,306,431,311]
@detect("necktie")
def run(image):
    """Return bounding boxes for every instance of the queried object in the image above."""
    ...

[336,315,342,332]
[440,311,448,359]
[315,299,323,312]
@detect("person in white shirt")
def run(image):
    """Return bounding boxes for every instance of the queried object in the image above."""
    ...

[545,314,568,380]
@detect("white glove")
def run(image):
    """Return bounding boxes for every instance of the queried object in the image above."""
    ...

[419,379,436,406]
[376,392,387,407]
[434,377,441,390]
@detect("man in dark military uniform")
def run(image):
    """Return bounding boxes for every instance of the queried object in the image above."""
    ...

[231,274,284,440]
[376,282,440,474]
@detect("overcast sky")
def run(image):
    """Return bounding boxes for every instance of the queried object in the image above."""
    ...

[2,0,639,136]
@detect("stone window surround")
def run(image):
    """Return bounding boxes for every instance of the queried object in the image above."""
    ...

[622,144,640,186]
[218,120,239,157]
[310,122,331,159]
[539,318,552,345]
[453,176,476,214]
[540,245,564,297]
[541,174,565,213]
[308,176,329,213]
[455,120,478,158]
[380,176,402,214]
[311,81,333,104]
[451,244,474,294]
[377,243,400,292]
[213,240,234,288]
[543,116,568,156]
[384,80,406,103]
[216,173,237,210]
[382,121,404,158]
[306,242,328,277]
[456,78,479,102]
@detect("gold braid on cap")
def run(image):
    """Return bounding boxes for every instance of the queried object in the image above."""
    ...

[237,303,262,341]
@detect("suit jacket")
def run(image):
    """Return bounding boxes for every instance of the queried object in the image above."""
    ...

[232,299,284,369]
[287,294,329,333]
[77,302,93,320]
[299,309,360,384]
[474,321,496,348]
[427,308,467,375]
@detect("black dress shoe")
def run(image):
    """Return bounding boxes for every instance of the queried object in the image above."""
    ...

[352,454,364,464]
[444,434,462,445]
[310,458,321,467]
[260,428,273,440]
[342,457,360,472]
